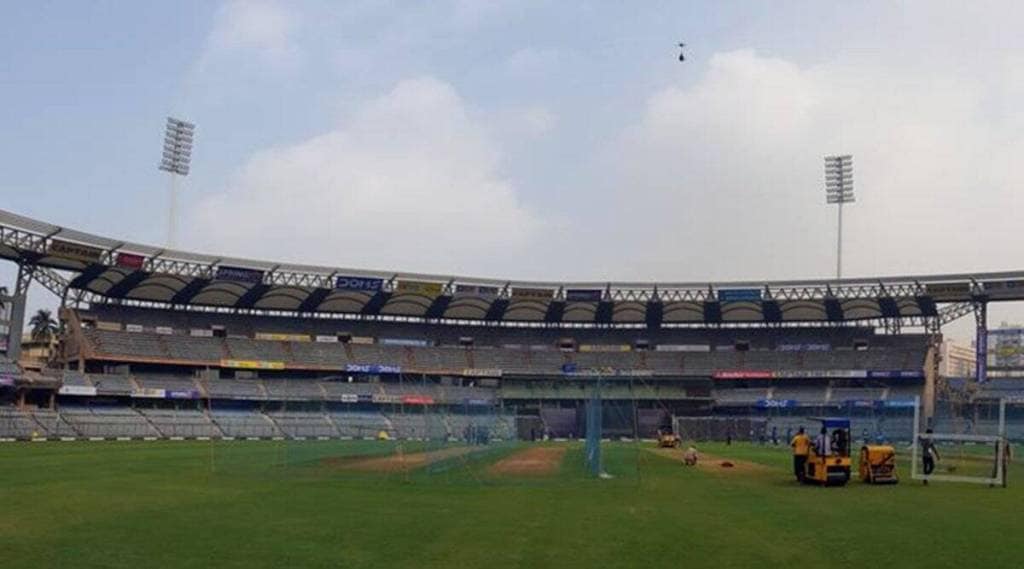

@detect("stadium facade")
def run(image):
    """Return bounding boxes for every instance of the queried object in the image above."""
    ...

[1,208,1021,442]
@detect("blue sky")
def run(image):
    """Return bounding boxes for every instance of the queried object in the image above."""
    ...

[3,1,1024,339]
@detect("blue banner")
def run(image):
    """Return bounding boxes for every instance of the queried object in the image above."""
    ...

[335,275,384,292]
[345,364,402,374]
[561,363,578,374]
[843,399,882,409]
[215,266,265,284]
[165,389,199,399]
[717,288,763,302]
[884,400,917,408]
[756,399,796,408]
[565,289,603,302]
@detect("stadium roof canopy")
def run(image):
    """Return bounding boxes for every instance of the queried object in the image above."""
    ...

[2,208,1022,326]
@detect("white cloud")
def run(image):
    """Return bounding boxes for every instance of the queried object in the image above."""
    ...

[200,0,299,69]
[600,49,1024,283]
[187,77,543,275]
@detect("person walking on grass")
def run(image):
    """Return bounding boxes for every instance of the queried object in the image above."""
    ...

[790,427,811,482]
[920,428,940,485]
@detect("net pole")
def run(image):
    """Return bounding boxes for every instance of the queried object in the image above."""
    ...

[912,395,920,480]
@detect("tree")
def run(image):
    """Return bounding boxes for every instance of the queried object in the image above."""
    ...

[29,309,59,345]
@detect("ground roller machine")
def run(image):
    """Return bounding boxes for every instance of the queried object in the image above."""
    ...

[803,418,852,486]
[858,444,898,484]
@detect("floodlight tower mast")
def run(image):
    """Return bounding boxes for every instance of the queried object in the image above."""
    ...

[825,155,854,279]
[159,117,195,248]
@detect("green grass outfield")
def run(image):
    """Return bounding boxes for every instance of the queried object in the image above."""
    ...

[1,439,1020,569]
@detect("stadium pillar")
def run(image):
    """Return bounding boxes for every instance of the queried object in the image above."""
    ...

[5,262,36,362]
[922,336,938,427]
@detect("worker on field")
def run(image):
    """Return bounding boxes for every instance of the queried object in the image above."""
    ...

[920,428,940,485]
[790,426,811,482]
[683,445,699,466]
[814,426,830,457]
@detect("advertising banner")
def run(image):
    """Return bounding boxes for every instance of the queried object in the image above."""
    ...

[49,239,103,263]
[220,359,286,370]
[96,321,122,331]
[579,344,631,353]
[924,282,971,301]
[357,394,374,403]
[125,324,144,333]
[866,370,925,379]
[656,344,711,352]
[712,370,774,380]
[337,393,358,403]
[58,385,97,396]
[190,328,213,337]
[345,364,402,374]
[561,363,578,374]
[255,332,311,342]
[462,368,503,378]
[777,343,831,352]
[131,388,166,399]
[215,266,265,284]
[334,275,384,292]
[884,400,917,408]
[717,288,763,302]
[350,336,375,345]
[371,393,402,404]
[115,252,146,269]
[986,328,1024,369]
[465,398,492,406]
[315,335,339,343]
[0,375,16,387]
[843,400,882,409]
[395,280,444,297]
[511,287,553,301]
[454,284,500,298]
[565,289,603,302]
[401,395,435,405]
[165,389,199,399]
[756,399,796,409]
[155,326,174,335]
[774,369,867,379]
[379,338,430,347]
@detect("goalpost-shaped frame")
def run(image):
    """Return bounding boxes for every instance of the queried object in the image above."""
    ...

[911,396,1008,486]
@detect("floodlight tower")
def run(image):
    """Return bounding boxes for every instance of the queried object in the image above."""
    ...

[824,155,854,279]
[159,117,195,247]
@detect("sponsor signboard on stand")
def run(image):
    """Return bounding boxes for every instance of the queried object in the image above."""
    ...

[345,364,401,374]
[220,359,286,370]
[712,370,774,380]
[115,252,146,269]
[58,385,97,396]
[214,266,265,284]
[334,276,384,292]
[717,289,763,302]
[395,280,444,297]
[49,239,103,263]
[565,289,603,302]
[511,287,553,301]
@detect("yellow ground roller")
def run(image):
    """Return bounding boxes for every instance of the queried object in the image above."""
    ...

[803,418,853,486]
[859,444,899,484]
